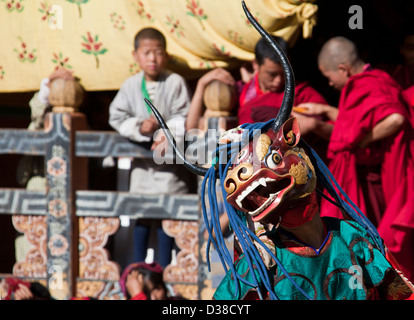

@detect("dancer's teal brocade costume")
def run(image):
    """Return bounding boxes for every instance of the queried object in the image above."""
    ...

[214,217,409,300]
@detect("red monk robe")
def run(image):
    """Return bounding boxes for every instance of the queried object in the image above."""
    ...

[320,64,414,281]
[237,73,328,125]
[237,74,329,159]
[402,85,414,127]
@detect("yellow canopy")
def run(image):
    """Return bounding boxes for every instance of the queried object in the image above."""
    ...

[0,0,318,92]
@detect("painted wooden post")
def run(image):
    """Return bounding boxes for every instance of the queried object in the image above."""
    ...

[44,112,87,300]
[0,113,199,299]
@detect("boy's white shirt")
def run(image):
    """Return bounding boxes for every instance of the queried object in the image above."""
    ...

[109,70,190,146]
[109,70,191,194]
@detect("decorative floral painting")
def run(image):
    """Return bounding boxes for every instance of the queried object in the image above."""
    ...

[0,0,317,92]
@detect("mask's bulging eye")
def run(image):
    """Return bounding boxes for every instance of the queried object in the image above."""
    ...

[272,152,281,164]
[265,150,282,169]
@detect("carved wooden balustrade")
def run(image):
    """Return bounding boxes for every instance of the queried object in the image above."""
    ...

[0,112,201,300]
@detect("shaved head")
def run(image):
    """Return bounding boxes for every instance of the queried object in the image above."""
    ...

[318,37,361,71]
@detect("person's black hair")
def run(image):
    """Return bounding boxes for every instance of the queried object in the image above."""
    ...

[255,35,289,65]
[134,27,166,51]
[125,266,166,299]
[30,282,53,300]
[147,269,166,291]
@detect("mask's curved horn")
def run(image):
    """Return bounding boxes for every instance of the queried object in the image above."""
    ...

[144,98,208,176]
[242,1,294,132]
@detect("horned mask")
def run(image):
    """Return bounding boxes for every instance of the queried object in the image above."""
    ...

[223,118,317,225]
[144,1,385,300]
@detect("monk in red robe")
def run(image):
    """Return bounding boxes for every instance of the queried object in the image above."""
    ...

[298,36,414,281]
[237,36,327,125]
[402,85,414,126]
[186,36,329,157]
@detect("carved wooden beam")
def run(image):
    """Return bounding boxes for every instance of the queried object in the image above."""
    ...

[0,128,155,158]
[0,129,47,155]
[0,189,46,215]
[75,131,154,158]
[76,191,199,220]
[0,189,198,220]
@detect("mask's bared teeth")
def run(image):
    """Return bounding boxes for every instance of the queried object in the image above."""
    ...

[258,178,267,187]
[248,191,280,216]
[236,198,243,208]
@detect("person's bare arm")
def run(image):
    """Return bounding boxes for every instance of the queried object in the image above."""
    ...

[358,113,405,148]
[294,102,339,122]
[186,83,206,131]
[140,116,160,137]
[292,111,334,141]
[14,283,34,300]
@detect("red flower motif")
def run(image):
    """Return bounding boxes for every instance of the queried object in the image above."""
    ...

[48,199,68,218]
[81,32,108,68]
[4,0,24,12]
[166,15,185,38]
[186,0,207,20]
[14,37,37,63]
[82,43,91,51]
[110,12,126,31]
[39,1,52,21]
[134,0,154,22]
[0,66,5,80]
[48,234,69,256]
[52,52,73,70]
[47,157,66,176]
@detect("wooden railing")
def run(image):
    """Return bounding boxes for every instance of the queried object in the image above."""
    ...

[0,112,200,300]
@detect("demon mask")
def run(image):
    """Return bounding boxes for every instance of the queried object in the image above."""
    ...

[223,118,316,226]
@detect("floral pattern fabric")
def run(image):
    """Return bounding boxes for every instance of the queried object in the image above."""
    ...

[0,0,318,92]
